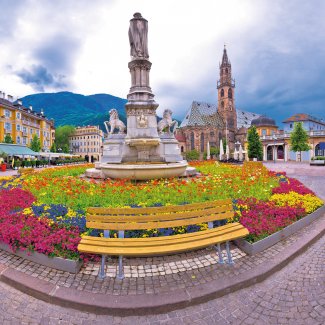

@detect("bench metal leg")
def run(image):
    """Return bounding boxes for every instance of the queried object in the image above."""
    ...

[117,255,124,280]
[98,254,107,279]
[216,243,224,264]
[225,241,234,265]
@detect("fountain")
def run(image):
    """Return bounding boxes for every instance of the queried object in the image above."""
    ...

[87,12,188,180]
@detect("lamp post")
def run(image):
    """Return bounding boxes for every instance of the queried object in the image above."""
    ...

[272,134,277,163]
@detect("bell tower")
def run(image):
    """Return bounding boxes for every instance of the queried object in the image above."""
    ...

[217,45,237,146]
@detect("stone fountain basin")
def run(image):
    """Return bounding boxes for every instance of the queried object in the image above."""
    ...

[98,160,188,180]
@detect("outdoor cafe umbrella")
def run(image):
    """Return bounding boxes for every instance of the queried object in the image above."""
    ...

[219,139,224,161]
[233,149,239,160]
[226,144,230,160]
[239,144,244,161]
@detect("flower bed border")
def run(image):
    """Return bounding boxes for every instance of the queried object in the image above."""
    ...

[0,243,83,274]
[234,205,325,255]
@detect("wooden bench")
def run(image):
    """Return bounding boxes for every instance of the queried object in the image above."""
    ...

[78,199,249,279]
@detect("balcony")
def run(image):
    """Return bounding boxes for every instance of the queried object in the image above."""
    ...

[217,79,235,89]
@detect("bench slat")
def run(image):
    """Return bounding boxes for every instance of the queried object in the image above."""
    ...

[81,222,241,244]
[80,223,244,248]
[78,226,248,256]
[87,199,232,215]
[86,205,232,223]
[86,211,234,230]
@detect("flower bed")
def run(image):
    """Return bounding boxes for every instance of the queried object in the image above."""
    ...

[0,161,323,265]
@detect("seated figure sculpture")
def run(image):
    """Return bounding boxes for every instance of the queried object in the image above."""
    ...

[157,109,178,134]
[104,109,126,135]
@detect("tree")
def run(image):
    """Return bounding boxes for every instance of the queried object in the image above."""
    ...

[185,149,200,161]
[50,141,57,153]
[55,125,75,152]
[4,134,14,144]
[29,134,41,152]
[290,122,310,161]
[247,126,263,160]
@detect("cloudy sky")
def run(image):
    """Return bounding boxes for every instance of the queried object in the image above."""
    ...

[1,0,325,126]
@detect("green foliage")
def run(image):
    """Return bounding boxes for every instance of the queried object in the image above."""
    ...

[247,126,263,160]
[50,141,57,153]
[55,125,75,152]
[185,149,200,161]
[290,122,310,159]
[29,134,41,152]
[4,134,14,144]
[203,147,219,160]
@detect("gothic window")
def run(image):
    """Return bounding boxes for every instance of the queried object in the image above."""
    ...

[228,88,232,99]
[190,132,195,150]
[200,133,204,152]
[181,146,184,153]
[225,68,228,74]
[221,101,224,109]
[221,89,224,97]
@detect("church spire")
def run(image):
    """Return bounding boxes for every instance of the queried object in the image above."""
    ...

[221,44,229,66]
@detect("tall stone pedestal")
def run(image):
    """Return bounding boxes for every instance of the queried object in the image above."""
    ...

[93,12,187,179]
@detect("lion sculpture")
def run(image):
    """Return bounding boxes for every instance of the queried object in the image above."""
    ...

[157,109,178,134]
[104,109,126,135]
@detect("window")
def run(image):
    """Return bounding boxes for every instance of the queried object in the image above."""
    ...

[16,112,21,119]
[262,129,267,136]
[30,128,33,134]
[290,124,293,128]
[23,137,26,145]
[210,131,214,137]
[23,126,27,133]
[16,124,21,131]
[221,101,224,109]
[200,133,204,152]
[190,132,195,150]
[228,88,232,99]
[4,109,11,118]
[16,136,21,144]
[4,122,11,131]
[221,89,224,97]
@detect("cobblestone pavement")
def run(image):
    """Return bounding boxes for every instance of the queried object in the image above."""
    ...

[1,233,324,324]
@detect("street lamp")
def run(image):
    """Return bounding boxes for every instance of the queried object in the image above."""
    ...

[272,134,277,163]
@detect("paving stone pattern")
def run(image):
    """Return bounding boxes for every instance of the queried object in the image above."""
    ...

[1,231,324,324]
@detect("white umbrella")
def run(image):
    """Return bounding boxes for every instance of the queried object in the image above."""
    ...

[233,149,238,160]
[219,139,224,161]
[239,144,243,161]
[226,144,230,160]
[206,142,211,160]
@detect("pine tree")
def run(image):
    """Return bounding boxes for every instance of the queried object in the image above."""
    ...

[247,126,263,160]
[4,134,14,144]
[29,134,41,152]
[290,122,310,161]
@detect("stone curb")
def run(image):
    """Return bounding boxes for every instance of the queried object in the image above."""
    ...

[0,215,324,316]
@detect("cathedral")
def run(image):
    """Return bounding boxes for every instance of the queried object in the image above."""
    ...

[176,47,259,155]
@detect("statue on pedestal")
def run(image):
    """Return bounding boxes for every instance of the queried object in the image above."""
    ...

[158,109,178,134]
[104,109,126,135]
[128,12,149,59]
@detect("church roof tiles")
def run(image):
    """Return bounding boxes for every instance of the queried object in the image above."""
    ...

[179,101,259,130]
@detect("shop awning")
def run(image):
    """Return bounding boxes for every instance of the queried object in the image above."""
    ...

[0,144,40,156]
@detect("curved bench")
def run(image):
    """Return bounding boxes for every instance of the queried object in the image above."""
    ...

[78,199,249,279]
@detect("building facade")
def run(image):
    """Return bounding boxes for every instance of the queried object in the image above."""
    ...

[177,47,259,155]
[251,114,325,162]
[0,92,55,151]
[69,125,104,161]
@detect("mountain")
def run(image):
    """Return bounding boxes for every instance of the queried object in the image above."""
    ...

[19,91,128,131]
